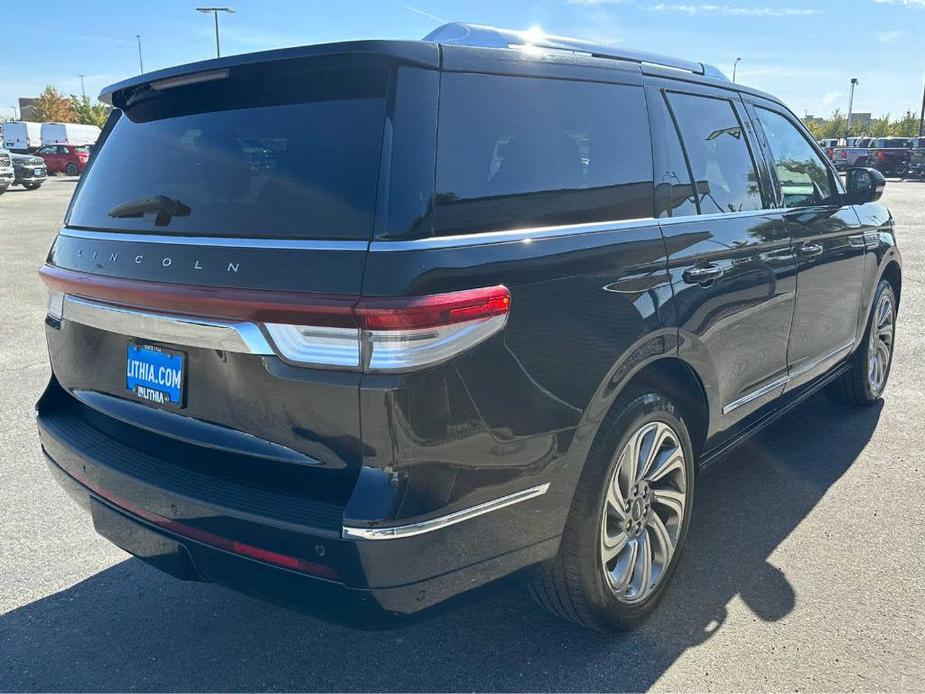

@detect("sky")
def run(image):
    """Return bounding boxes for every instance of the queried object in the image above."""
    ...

[2,0,924,121]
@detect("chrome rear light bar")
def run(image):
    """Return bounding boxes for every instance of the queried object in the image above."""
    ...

[40,266,510,372]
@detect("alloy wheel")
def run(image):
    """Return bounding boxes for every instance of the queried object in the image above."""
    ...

[868,292,895,395]
[600,420,688,604]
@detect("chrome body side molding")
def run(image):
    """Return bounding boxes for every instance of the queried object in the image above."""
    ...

[722,341,855,415]
[342,483,550,540]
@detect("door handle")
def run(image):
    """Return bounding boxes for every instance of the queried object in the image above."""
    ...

[797,243,824,258]
[683,264,725,285]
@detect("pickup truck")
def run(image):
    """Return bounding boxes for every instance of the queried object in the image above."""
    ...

[867,137,911,177]
[818,138,839,162]
[907,137,925,178]
[830,137,871,170]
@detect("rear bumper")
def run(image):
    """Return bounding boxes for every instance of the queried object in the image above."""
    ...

[38,399,559,619]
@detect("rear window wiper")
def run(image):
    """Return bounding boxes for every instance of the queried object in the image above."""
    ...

[108,195,191,227]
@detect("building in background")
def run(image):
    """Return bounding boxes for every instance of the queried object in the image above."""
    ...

[18,98,39,121]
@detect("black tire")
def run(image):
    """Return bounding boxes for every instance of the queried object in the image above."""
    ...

[831,279,897,405]
[65,162,79,176]
[530,390,695,631]
[0,187,6,196]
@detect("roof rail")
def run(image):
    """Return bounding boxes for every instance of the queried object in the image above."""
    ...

[423,23,728,81]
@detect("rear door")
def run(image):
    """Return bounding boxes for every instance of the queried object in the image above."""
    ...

[36,146,61,172]
[647,79,795,431]
[745,99,866,389]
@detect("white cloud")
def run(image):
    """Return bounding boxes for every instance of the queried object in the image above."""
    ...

[648,3,821,16]
[822,91,844,107]
[875,30,908,42]
[873,0,925,7]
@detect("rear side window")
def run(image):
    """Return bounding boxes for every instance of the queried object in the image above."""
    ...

[68,64,389,239]
[666,92,763,214]
[433,74,654,236]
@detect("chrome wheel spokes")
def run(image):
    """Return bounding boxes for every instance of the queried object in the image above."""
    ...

[601,420,687,604]
[868,293,895,394]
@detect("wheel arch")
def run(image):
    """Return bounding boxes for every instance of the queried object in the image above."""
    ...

[621,357,710,460]
[881,259,902,308]
[579,351,712,464]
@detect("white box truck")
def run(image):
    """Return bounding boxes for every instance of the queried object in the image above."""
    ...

[2,121,43,152]
[40,122,101,146]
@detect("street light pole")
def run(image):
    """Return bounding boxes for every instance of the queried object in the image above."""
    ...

[135,34,144,74]
[196,7,235,58]
[846,78,859,138]
[78,74,86,100]
[732,57,742,83]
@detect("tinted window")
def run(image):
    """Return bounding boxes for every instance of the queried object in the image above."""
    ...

[872,138,911,148]
[69,64,389,239]
[656,93,698,217]
[755,107,835,208]
[434,74,654,236]
[667,92,763,214]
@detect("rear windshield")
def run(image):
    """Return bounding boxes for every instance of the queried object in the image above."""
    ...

[69,63,389,239]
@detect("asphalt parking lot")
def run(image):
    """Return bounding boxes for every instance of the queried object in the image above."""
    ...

[1,177,923,692]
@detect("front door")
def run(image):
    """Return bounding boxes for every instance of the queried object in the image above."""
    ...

[746,101,866,389]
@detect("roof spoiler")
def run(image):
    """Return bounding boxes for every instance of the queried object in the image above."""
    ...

[97,40,440,108]
[424,22,729,81]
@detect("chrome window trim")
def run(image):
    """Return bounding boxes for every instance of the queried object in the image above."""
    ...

[342,483,550,540]
[722,341,855,415]
[657,208,779,226]
[59,228,370,251]
[371,218,658,251]
[61,209,786,253]
[373,209,782,251]
[62,295,275,355]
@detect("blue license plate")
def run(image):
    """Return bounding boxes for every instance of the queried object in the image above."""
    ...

[126,343,185,407]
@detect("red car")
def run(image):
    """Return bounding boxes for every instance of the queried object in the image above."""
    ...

[34,144,91,176]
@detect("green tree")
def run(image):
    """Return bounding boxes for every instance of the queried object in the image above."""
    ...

[69,95,109,128]
[891,110,920,137]
[868,115,893,137]
[820,109,848,139]
[31,86,74,122]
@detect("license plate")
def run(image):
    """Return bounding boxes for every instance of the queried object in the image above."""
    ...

[33,168,43,176]
[126,343,185,407]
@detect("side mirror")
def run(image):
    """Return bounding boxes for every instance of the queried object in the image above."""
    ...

[845,167,886,204]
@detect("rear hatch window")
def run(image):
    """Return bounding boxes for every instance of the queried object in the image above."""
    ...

[69,60,389,239]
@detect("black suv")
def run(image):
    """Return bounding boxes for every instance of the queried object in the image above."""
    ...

[11,152,48,190]
[36,23,901,631]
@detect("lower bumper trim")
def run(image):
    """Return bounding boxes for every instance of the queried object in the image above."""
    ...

[342,483,550,540]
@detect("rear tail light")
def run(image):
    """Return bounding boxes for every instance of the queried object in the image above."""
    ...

[38,266,510,373]
[46,287,64,320]
[265,286,511,371]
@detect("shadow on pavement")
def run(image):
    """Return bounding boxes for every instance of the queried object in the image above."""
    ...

[0,394,882,692]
